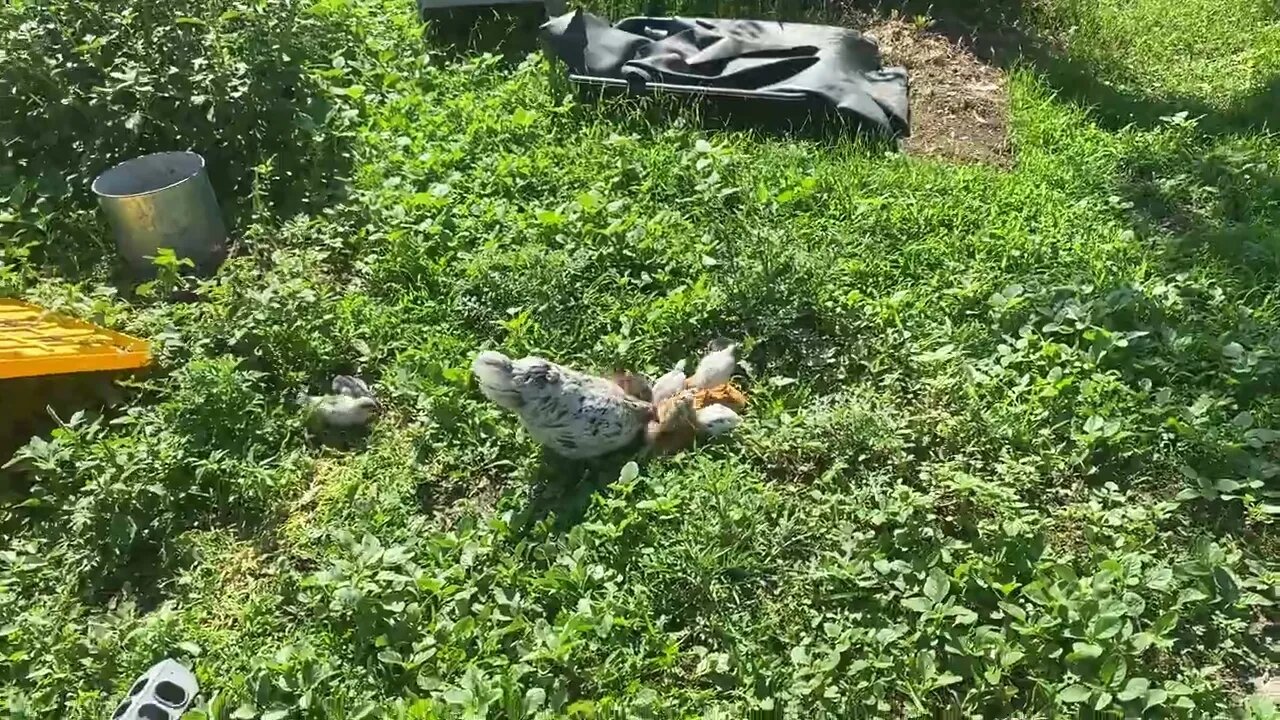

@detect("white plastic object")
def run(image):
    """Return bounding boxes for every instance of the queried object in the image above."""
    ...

[112,659,199,720]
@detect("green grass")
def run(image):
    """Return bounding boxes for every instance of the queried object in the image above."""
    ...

[1052,0,1280,104]
[1,0,1279,717]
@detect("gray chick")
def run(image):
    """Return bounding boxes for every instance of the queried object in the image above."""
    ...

[300,375,380,430]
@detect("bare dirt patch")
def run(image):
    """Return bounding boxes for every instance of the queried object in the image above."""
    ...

[865,17,1013,167]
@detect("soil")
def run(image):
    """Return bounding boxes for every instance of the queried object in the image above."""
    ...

[863,17,1013,167]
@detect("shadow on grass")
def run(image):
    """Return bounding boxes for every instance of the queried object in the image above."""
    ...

[420,3,551,62]
[906,0,1280,137]
[508,448,638,533]
[836,1,1280,289]
[583,0,1280,136]
[1099,132,1280,688]
[1121,135,1280,288]
[565,80,904,144]
[410,435,635,534]
[968,29,1280,136]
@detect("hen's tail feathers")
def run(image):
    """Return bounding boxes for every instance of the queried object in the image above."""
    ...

[472,351,522,410]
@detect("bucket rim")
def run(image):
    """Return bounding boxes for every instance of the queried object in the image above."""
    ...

[91,151,207,199]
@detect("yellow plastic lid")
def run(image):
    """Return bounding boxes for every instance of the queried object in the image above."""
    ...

[0,300,151,380]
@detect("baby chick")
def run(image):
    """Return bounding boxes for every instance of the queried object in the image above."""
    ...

[300,375,380,430]
[651,359,688,405]
[644,389,700,455]
[644,385,748,456]
[643,341,748,455]
[694,403,742,437]
[687,341,738,390]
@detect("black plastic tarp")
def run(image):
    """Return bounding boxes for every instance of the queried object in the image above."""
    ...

[540,11,910,136]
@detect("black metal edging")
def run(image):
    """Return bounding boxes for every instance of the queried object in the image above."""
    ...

[567,73,811,103]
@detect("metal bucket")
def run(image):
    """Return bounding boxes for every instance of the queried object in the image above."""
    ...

[91,151,227,276]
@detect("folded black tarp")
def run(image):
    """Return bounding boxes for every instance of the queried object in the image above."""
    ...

[540,11,910,136]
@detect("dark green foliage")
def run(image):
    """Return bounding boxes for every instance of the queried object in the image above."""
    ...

[0,0,364,275]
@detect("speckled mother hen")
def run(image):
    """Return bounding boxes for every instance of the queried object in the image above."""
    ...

[471,351,653,459]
